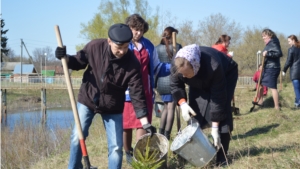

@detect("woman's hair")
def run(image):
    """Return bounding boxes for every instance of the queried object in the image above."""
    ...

[125,13,149,34]
[262,28,277,38]
[215,34,231,45]
[173,57,192,74]
[160,26,179,59]
[288,34,300,48]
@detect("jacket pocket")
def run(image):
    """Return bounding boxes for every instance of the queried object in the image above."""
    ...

[99,82,126,111]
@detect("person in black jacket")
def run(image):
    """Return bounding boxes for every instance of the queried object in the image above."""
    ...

[260,28,283,110]
[170,44,238,166]
[282,35,300,108]
[55,23,156,169]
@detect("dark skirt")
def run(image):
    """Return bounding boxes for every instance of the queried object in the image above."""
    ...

[261,68,280,89]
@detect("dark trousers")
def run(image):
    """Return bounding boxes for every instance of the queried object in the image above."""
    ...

[216,133,231,165]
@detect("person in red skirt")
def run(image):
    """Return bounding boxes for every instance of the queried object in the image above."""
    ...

[123,14,171,164]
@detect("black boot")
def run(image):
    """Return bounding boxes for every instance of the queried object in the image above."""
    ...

[159,128,165,135]
[164,130,171,140]
[216,133,231,167]
[125,147,133,165]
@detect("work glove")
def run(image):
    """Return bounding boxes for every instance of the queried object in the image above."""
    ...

[282,71,285,76]
[142,123,157,137]
[228,51,234,57]
[180,102,197,121]
[55,46,67,60]
[211,127,221,150]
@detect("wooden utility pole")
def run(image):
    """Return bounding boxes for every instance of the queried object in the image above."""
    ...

[41,88,47,124]
[20,39,23,83]
[1,89,7,124]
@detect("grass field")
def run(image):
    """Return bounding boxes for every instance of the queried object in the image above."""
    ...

[1,82,300,169]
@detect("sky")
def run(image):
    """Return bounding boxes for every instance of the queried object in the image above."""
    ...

[2,0,300,57]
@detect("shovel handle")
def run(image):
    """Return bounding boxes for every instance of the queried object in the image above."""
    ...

[253,55,266,102]
[54,26,91,168]
[54,25,85,141]
[172,32,181,132]
[172,32,177,54]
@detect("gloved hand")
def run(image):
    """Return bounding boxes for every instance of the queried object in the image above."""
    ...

[282,71,285,76]
[180,102,197,121]
[228,51,234,57]
[211,127,221,150]
[142,123,157,137]
[55,46,67,60]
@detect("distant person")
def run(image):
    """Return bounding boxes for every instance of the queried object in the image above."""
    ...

[122,14,170,164]
[55,23,156,169]
[170,44,238,167]
[155,26,182,140]
[253,64,268,106]
[212,34,234,58]
[260,28,283,110]
[282,35,300,108]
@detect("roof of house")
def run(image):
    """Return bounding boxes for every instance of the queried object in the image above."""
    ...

[13,64,36,74]
[0,62,21,71]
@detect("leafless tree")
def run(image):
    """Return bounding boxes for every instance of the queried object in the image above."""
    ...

[32,46,55,71]
[177,20,201,46]
[197,13,242,47]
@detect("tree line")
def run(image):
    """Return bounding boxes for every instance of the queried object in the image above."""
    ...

[2,0,300,75]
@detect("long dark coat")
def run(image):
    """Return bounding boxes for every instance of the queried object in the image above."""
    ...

[170,46,238,131]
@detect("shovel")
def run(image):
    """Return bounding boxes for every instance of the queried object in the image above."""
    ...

[172,32,181,132]
[232,95,240,115]
[250,55,266,112]
[54,25,97,169]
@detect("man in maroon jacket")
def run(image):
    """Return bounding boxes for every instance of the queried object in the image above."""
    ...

[55,23,156,169]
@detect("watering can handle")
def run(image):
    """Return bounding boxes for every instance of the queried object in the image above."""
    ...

[190,117,200,126]
[177,117,199,135]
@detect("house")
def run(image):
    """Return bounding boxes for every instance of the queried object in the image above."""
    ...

[13,64,39,83]
[0,62,21,78]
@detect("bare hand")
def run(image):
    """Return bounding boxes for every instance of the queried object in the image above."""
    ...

[263,51,267,57]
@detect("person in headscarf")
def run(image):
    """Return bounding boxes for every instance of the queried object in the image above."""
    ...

[170,44,238,166]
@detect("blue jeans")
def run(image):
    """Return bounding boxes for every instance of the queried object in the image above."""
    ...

[68,102,123,169]
[292,79,300,106]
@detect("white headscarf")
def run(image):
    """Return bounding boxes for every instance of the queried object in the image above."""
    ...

[175,44,201,75]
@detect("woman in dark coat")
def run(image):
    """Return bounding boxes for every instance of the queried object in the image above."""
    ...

[260,28,283,110]
[282,35,300,108]
[170,44,238,166]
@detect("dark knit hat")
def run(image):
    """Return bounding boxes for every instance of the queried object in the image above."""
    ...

[108,23,132,44]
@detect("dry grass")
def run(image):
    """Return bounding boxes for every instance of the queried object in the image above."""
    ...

[2,82,300,169]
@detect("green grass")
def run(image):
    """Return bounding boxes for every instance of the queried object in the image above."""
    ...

[2,82,300,169]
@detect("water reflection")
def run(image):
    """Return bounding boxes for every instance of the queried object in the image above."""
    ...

[2,109,74,130]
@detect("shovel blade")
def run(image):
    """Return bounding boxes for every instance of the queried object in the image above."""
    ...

[249,105,255,112]
[232,107,240,115]
[234,107,240,115]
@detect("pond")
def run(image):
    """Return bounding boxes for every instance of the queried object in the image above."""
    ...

[2,109,74,130]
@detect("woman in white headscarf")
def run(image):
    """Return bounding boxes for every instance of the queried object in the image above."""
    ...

[170,44,238,167]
